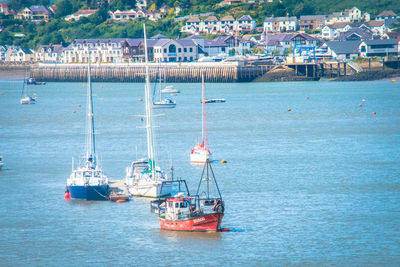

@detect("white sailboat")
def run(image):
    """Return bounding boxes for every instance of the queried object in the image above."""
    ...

[125,23,173,198]
[0,156,3,170]
[20,70,35,105]
[152,68,176,109]
[66,61,110,201]
[190,74,212,163]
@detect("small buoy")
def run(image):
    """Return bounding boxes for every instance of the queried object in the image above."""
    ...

[73,110,76,113]
[358,104,362,107]
[34,97,38,99]
[64,192,71,199]
[221,159,227,163]
[372,112,376,115]
[101,98,104,101]
[362,99,366,102]
[83,84,85,86]
[392,80,396,82]
[101,85,103,88]
[288,108,291,111]
[78,104,81,107]
[306,97,309,99]
[173,94,177,96]
[0,92,3,95]
[220,228,230,232]
[139,98,143,101]
[116,199,126,203]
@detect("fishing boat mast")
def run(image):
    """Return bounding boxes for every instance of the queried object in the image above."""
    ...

[143,23,156,178]
[85,60,96,169]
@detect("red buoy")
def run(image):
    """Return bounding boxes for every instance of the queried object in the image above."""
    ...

[73,110,76,113]
[358,104,362,107]
[64,192,71,199]
[78,104,81,107]
[139,98,143,101]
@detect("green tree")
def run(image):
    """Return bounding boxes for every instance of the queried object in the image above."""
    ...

[55,0,73,18]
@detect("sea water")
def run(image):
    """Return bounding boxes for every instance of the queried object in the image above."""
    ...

[0,79,399,265]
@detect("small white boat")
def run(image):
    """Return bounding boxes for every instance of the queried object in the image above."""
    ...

[153,98,176,109]
[161,85,180,94]
[190,74,212,164]
[125,23,173,198]
[20,71,35,105]
[0,156,3,170]
[201,98,226,103]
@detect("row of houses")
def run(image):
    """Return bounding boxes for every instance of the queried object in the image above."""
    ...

[263,7,371,33]
[0,35,256,63]
[182,15,257,35]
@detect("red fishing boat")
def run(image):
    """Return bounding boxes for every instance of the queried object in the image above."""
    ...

[158,160,225,232]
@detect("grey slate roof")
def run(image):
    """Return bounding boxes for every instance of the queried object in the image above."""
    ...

[325,40,361,54]
[363,39,398,45]
[339,28,373,41]
[29,5,52,15]
[264,16,297,22]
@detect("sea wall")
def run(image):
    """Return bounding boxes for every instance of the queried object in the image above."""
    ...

[31,63,273,83]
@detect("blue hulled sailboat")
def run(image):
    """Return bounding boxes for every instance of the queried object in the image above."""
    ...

[66,62,110,200]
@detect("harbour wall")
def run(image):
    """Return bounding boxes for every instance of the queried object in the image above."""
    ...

[31,63,274,83]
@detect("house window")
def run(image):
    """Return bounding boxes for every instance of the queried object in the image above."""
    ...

[184,48,187,52]
[189,48,193,52]
[178,48,182,52]
[190,57,193,61]
[164,48,167,53]
[169,44,176,53]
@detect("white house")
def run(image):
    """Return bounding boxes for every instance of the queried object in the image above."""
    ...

[61,39,126,63]
[35,44,63,62]
[321,22,352,40]
[6,46,35,62]
[153,39,198,62]
[264,16,298,33]
[65,9,98,21]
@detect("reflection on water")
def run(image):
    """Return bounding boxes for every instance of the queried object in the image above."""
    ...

[0,80,399,265]
[158,229,222,242]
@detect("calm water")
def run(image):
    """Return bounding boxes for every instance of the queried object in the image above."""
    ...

[0,78,399,265]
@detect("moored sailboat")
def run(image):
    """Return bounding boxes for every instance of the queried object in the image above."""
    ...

[66,61,110,201]
[125,23,173,198]
[20,70,35,105]
[152,68,176,109]
[158,160,224,232]
[190,74,212,163]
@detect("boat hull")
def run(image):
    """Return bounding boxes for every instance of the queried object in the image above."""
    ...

[152,103,176,109]
[128,181,173,198]
[68,185,110,201]
[190,151,212,164]
[159,213,223,232]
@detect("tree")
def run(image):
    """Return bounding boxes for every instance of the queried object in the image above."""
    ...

[55,0,74,18]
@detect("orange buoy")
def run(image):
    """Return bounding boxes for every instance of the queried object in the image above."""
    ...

[358,104,362,107]
[392,80,396,82]
[116,199,126,203]
[288,108,291,111]
[78,104,81,107]
[221,159,227,163]
[139,98,143,101]
[73,110,76,113]
[372,112,376,115]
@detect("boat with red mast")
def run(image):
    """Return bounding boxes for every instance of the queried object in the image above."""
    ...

[158,160,224,232]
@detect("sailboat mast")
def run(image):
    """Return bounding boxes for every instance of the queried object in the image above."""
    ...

[202,74,208,148]
[143,23,155,173]
[86,60,96,167]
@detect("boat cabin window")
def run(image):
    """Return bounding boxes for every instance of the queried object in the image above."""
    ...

[175,203,179,208]
[180,202,188,208]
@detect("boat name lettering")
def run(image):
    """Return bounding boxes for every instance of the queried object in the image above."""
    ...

[193,217,205,223]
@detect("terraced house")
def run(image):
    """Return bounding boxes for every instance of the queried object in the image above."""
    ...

[263,15,298,33]
[182,15,256,35]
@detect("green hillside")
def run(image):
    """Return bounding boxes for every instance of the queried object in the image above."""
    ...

[1,0,399,49]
